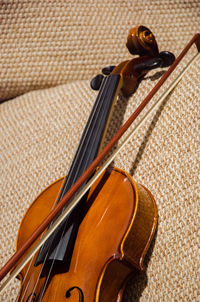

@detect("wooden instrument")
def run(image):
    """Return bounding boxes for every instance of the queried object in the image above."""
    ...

[0,26,200,301]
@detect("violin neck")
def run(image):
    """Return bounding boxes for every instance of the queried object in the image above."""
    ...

[35,74,122,267]
[60,74,121,199]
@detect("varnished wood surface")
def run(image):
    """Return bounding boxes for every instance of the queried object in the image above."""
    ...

[16,167,157,301]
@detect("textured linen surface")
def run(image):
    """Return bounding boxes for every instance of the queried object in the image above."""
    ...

[1,0,200,101]
[0,1,200,301]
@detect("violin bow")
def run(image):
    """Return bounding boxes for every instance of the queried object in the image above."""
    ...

[0,32,200,292]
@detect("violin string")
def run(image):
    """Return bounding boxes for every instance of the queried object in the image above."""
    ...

[16,177,67,301]
[59,76,115,200]
[1,51,199,295]
[18,76,109,300]
[58,76,109,199]
[18,249,52,302]
[16,177,67,302]
[37,76,115,300]
[15,260,33,302]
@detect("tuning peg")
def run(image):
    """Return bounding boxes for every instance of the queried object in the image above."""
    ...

[134,58,163,72]
[158,51,175,67]
[133,51,175,72]
[90,74,105,90]
[90,66,116,91]
[102,65,115,75]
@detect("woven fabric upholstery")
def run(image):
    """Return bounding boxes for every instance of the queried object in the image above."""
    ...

[0,0,200,101]
[0,1,200,301]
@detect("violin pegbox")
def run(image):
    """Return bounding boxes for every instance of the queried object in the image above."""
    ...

[111,26,175,96]
[90,25,175,96]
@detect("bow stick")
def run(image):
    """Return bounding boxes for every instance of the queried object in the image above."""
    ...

[0,32,200,292]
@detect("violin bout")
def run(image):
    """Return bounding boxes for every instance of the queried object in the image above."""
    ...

[16,167,157,301]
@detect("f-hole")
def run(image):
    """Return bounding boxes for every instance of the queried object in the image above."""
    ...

[26,292,36,302]
[65,286,84,301]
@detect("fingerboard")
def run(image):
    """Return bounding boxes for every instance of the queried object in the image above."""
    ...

[35,74,121,267]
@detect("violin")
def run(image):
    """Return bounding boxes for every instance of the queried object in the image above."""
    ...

[1,26,199,301]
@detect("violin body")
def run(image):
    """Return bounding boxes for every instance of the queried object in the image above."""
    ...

[16,167,157,301]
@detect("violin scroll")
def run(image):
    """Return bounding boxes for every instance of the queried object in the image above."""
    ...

[126,25,159,57]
